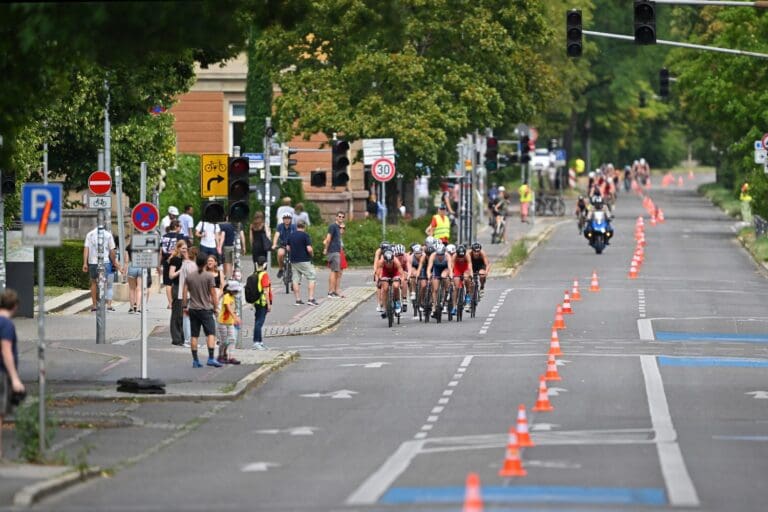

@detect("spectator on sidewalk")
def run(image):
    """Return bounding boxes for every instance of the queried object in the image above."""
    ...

[179,246,199,347]
[195,218,221,261]
[249,212,271,265]
[168,240,188,346]
[293,202,310,226]
[217,216,246,279]
[246,256,272,350]
[82,225,120,312]
[182,252,222,368]
[287,220,318,306]
[519,181,532,224]
[217,281,242,364]
[160,205,179,233]
[179,205,195,241]
[323,211,345,298]
[160,220,185,309]
[276,197,295,226]
[0,289,23,460]
[366,191,379,219]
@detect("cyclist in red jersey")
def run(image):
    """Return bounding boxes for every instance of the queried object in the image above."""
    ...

[451,245,473,315]
[375,250,403,317]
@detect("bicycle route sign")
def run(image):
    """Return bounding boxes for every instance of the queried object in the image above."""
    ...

[200,154,228,198]
[372,157,396,182]
[131,202,160,233]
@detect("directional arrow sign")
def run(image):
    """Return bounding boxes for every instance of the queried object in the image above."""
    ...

[547,387,569,397]
[745,391,768,399]
[531,423,561,432]
[253,427,318,436]
[339,362,390,369]
[301,390,358,399]
[242,462,280,472]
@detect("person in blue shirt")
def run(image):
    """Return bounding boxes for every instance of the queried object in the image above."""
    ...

[273,213,296,279]
[286,220,318,306]
[0,289,23,459]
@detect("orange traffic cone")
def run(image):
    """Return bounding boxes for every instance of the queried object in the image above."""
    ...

[516,404,534,447]
[638,234,646,247]
[637,216,644,226]
[628,261,639,279]
[562,290,573,315]
[589,271,600,292]
[650,214,657,226]
[657,209,665,223]
[532,375,554,412]
[549,328,563,356]
[498,430,527,477]
[678,176,684,187]
[571,279,581,301]
[463,473,484,512]
[553,304,566,330]
[544,354,562,381]
[689,170,694,179]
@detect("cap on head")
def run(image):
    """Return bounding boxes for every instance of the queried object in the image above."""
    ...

[256,256,267,268]
[498,186,505,192]
[168,206,179,215]
[226,280,241,293]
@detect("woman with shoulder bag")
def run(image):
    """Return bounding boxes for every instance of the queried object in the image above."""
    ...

[249,212,272,264]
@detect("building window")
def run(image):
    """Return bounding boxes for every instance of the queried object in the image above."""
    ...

[230,102,246,153]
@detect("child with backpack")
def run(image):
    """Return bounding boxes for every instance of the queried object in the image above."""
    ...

[216,280,242,364]
[245,256,272,350]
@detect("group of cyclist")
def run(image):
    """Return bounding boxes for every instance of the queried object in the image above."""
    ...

[372,236,491,321]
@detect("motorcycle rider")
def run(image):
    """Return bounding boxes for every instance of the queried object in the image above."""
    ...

[584,194,614,243]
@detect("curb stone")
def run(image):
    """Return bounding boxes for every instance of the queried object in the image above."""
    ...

[14,466,103,507]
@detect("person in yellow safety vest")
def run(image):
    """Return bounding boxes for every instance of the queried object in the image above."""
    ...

[426,204,451,243]
[740,181,753,224]
[574,157,585,175]
[519,181,533,223]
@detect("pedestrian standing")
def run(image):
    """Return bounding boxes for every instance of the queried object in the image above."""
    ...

[519,181,532,224]
[740,181,753,224]
[293,203,310,226]
[246,256,272,350]
[323,211,345,298]
[160,220,185,309]
[168,240,187,346]
[82,225,120,312]
[249,212,272,264]
[178,205,195,241]
[124,236,141,313]
[195,218,221,261]
[182,252,223,368]
[217,281,242,364]
[160,206,179,233]
[179,246,199,347]
[217,216,246,280]
[0,289,24,459]
[287,220,318,306]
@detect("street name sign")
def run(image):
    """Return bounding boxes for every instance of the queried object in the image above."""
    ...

[22,183,63,247]
[200,154,228,198]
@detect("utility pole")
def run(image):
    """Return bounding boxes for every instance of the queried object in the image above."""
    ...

[96,150,106,345]
[263,118,274,270]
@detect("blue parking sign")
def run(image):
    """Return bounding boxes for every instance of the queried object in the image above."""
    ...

[22,183,63,246]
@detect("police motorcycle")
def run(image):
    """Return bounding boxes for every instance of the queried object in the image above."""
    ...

[583,195,613,254]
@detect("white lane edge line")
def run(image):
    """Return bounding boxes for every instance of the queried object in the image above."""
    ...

[345,440,424,505]
[640,355,700,507]
[638,318,654,340]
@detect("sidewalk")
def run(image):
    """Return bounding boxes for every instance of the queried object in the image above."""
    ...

[0,210,563,507]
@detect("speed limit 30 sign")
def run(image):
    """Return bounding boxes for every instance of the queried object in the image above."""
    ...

[372,158,396,182]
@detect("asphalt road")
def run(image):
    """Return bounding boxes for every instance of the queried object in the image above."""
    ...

[34,175,768,512]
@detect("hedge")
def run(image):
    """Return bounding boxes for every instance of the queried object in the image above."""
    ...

[36,240,90,289]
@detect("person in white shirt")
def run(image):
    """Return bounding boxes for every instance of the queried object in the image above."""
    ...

[195,219,221,262]
[276,197,295,226]
[178,204,195,240]
[82,226,120,312]
[161,206,179,232]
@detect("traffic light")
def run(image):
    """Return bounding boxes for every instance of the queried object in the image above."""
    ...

[311,170,327,187]
[485,137,498,171]
[1,170,15,195]
[566,9,583,58]
[201,200,225,223]
[634,1,656,45]
[227,156,250,222]
[280,143,298,182]
[659,68,670,98]
[331,140,350,187]
[520,136,531,164]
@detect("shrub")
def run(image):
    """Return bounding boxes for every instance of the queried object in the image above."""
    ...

[35,240,90,289]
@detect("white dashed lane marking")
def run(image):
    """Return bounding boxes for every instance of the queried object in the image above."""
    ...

[414,355,474,440]
[479,288,512,335]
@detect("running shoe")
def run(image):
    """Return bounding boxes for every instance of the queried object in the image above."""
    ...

[394,301,401,314]
[192,360,204,368]
[206,358,223,368]
[253,342,268,350]
[295,300,305,306]
[307,299,319,306]
[277,269,284,279]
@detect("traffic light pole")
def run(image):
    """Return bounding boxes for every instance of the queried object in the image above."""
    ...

[584,30,768,60]
[264,118,273,271]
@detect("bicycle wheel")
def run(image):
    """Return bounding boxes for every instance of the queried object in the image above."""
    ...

[554,198,566,216]
[435,281,443,324]
[387,285,394,328]
[423,282,431,323]
[471,285,478,318]
[284,262,292,294]
[446,282,454,322]
[456,287,464,322]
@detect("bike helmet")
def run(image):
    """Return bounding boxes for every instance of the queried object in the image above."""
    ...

[394,244,405,256]
[498,186,505,192]
[425,236,436,247]
[456,245,467,257]
[383,250,394,262]
[446,243,456,255]
[471,242,482,252]
[412,243,423,254]
[436,246,446,256]
[380,241,391,251]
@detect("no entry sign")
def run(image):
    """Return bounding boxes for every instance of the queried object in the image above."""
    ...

[88,171,112,195]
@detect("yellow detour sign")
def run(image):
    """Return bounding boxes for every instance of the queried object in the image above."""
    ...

[200,154,228,198]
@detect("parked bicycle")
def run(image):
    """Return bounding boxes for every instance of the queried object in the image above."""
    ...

[535,194,566,217]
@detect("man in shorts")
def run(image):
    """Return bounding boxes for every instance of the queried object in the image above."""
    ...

[217,215,246,279]
[323,211,345,298]
[286,220,318,306]
[83,224,120,312]
[182,252,223,368]
[0,289,24,459]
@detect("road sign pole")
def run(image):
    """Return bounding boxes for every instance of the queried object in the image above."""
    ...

[234,221,244,349]
[115,166,126,272]
[37,164,49,458]
[139,162,147,378]
[96,152,106,345]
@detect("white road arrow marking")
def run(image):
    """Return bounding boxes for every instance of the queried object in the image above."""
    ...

[531,423,561,431]
[745,391,768,399]
[339,362,390,368]
[301,390,358,399]
[548,387,569,397]
[242,462,280,472]
[253,427,318,436]
[523,459,582,469]
[555,359,571,367]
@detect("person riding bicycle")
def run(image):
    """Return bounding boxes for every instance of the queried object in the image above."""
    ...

[469,242,490,294]
[451,245,473,315]
[373,241,391,313]
[375,250,403,317]
[427,245,452,318]
[491,188,509,241]
[273,213,296,279]
[575,195,590,233]
[393,244,410,313]
[408,244,425,313]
